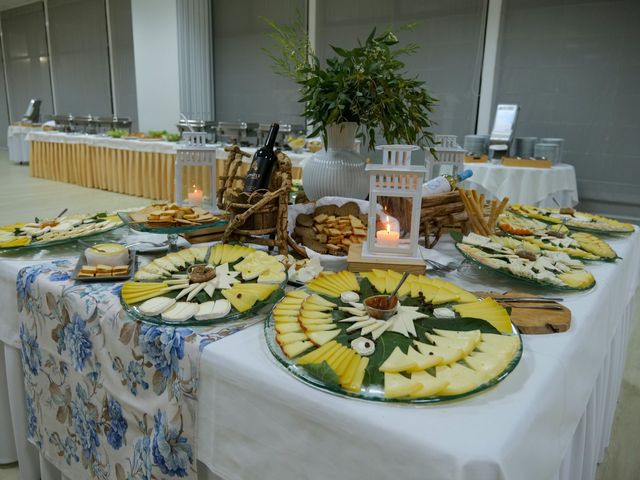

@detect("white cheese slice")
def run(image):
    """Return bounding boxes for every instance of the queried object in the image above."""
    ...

[340,291,360,303]
[139,297,176,316]
[186,283,207,302]
[346,319,377,332]
[433,307,455,319]
[371,321,392,340]
[339,306,367,316]
[161,302,199,322]
[176,283,199,299]
[195,301,216,320]
[361,320,386,336]
[338,315,370,323]
[389,317,408,337]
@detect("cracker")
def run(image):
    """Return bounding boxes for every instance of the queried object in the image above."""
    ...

[313,214,329,224]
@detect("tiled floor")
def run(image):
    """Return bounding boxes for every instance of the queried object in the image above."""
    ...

[0,150,149,225]
[0,151,639,479]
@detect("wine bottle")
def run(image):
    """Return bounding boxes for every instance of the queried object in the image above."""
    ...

[422,169,473,197]
[244,122,280,192]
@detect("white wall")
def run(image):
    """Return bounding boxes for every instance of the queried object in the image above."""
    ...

[131,0,180,132]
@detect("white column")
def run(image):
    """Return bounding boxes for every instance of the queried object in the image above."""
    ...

[131,0,181,132]
[476,0,503,135]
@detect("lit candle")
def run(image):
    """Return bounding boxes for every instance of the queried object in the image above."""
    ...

[187,185,203,206]
[376,216,400,247]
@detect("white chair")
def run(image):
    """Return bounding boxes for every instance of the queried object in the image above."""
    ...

[174,132,219,212]
[425,134,466,179]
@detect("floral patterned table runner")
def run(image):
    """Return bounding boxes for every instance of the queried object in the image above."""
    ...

[18,260,258,479]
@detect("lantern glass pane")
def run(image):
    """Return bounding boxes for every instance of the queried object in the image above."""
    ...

[374,196,413,253]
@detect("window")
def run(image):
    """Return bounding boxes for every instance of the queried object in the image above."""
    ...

[212,0,307,125]
[493,0,640,213]
[1,2,54,121]
[47,0,112,115]
[316,0,488,140]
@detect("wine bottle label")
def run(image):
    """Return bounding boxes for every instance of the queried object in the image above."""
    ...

[422,176,452,197]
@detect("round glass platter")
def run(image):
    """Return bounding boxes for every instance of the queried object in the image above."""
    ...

[508,209,634,236]
[119,245,287,327]
[452,242,596,294]
[264,283,523,404]
[121,286,285,327]
[117,211,229,251]
[0,216,124,254]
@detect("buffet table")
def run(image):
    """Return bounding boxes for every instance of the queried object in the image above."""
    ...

[26,131,308,201]
[7,125,39,164]
[463,162,578,207]
[0,227,637,479]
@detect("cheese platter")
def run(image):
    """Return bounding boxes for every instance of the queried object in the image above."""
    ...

[265,269,522,403]
[121,244,286,326]
[451,231,596,291]
[0,212,123,252]
[509,204,634,234]
[497,211,619,261]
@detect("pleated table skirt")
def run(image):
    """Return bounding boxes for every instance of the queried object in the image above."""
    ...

[29,141,303,202]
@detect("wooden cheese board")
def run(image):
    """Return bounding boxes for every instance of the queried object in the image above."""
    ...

[475,291,571,334]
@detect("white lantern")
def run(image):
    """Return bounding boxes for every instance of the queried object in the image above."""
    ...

[362,145,426,261]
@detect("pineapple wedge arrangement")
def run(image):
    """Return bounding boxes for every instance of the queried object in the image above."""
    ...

[454,232,596,290]
[497,212,618,261]
[509,204,634,234]
[122,244,285,324]
[266,269,521,403]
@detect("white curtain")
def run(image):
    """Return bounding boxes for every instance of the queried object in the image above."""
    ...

[177,0,214,121]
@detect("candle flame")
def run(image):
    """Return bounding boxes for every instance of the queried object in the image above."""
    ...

[386,223,391,234]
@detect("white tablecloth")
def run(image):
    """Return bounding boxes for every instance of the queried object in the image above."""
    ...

[1,229,638,479]
[196,230,639,480]
[24,131,312,167]
[7,126,38,164]
[464,162,578,207]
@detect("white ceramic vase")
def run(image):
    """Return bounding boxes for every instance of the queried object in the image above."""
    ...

[302,122,369,201]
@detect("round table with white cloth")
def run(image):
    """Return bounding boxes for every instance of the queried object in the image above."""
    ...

[463,162,578,207]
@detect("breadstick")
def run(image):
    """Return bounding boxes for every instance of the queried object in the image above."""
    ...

[497,197,510,217]
[468,191,490,235]
[459,190,482,233]
[487,199,499,231]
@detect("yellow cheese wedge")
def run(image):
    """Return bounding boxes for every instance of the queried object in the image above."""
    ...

[384,373,422,399]
[409,371,449,398]
[406,347,443,371]
[436,364,484,395]
[379,347,417,373]
[344,357,369,392]
[296,341,340,365]
[282,340,313,358]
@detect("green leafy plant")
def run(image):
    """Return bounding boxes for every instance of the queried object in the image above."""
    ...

[263,18,437,152]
